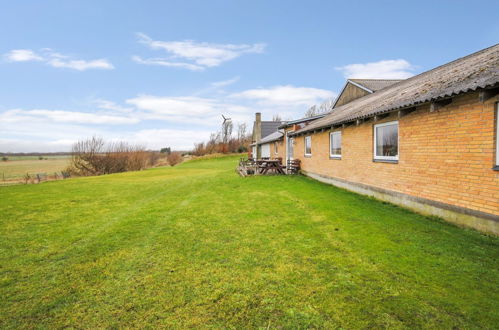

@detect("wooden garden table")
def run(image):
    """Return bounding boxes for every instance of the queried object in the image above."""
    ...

[257,159,285,175]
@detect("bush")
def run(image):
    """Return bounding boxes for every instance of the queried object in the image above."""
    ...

[167,152,182,166]
[1,156,8,162]
[23,173,33,184]
[68,137,158,176]
[236,145,247,153]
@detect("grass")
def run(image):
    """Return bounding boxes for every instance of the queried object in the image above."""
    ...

[0,155,497,328]
[0,156,70,180]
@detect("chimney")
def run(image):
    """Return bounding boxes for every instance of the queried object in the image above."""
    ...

[255,112,262,142]
[254,112,262,159]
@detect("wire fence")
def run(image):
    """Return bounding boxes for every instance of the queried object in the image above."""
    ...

[0,171,71,186]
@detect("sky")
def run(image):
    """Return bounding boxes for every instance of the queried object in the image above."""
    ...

[1,1,498,152]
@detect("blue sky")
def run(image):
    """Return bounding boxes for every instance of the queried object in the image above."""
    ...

[1,0,498,152]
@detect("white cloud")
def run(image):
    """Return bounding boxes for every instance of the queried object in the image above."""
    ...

[231,85,335,107]
[132,55,203,71]
[0,127,213,152]
[126,95,253,125]
[134,33,265,70]
[5,49,43,62]
[335,59,415,79]
[93,99,133,113]
[210,77,240,88]
[47,58,114,71]
[0,109,137,125]
[132,128,213,150]
[127,95,217,116]
[0,81,336,152]
[3,48,114,71]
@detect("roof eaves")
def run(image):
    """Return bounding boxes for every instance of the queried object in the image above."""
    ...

[291,83,499,136]
[278,114,326,128]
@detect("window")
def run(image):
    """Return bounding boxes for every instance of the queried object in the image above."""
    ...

[275,142,278,154]
[374,121,399,161]
[304,136,312,156]
[287,137,294,160]
[330,131,342,158]
[495,103,499,169]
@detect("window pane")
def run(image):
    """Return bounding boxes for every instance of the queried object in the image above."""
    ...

[376,124,398,157]
[331,132,341,155]
[305,137,311,154]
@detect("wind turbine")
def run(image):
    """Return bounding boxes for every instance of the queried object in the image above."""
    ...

[222,114,231,124]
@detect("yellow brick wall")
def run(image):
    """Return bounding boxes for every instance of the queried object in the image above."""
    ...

[293,92,499,216]
[269,140,286,166]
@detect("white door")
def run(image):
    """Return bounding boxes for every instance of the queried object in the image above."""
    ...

[261,144,271,158]
[252,146,257,158]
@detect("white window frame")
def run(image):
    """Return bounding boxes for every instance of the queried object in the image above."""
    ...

[304,136,312,156]
[373,120,399,161]
[287,137,294,161]
[330,131,342,159]
[495,103,499,168]
[275,141,278,155]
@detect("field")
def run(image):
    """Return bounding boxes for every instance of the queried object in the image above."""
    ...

[1,155,498,328]
[0,156,70,181]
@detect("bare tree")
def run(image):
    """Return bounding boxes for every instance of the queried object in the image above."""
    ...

[272,114,282,122]
[167,152,182,166]
[192,120,252,156]
[221,120,233,144]
[237,123,247,142]
[304,98,335,117]
[68,136,155,176]
[304,105,318,118]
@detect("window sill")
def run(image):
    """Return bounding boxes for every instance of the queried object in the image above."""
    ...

[373,158,398,164]
[493,165,499,171]
[329,156,342,160]
[304,154,312,158]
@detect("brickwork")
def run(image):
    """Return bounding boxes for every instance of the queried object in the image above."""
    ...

[271,140,285,161]
[293,92,499,217]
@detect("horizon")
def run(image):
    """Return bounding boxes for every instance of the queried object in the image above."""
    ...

[1,1,498,152]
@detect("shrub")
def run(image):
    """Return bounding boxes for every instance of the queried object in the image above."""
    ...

[23,173,33,184]
[68,137,158,176]
[167,152,182,166]
[236,145,247,153]
[160,147,171,155]
[1,156,8,162]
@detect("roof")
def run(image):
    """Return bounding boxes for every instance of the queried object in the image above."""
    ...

[349,79,403,92]
[258,131,284,145]
[293,44,499,136]
[278,114,326,128]
[332,79,404,108]
[261,121,283,138]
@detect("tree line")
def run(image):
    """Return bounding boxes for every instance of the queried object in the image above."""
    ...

[192,121,252,156]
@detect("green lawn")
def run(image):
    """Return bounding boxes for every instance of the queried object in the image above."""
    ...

[1,155,498,328]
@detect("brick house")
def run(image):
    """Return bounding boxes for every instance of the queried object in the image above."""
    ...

[289,44,499,234]
[251,114,326,161]
[250,113,282,159]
